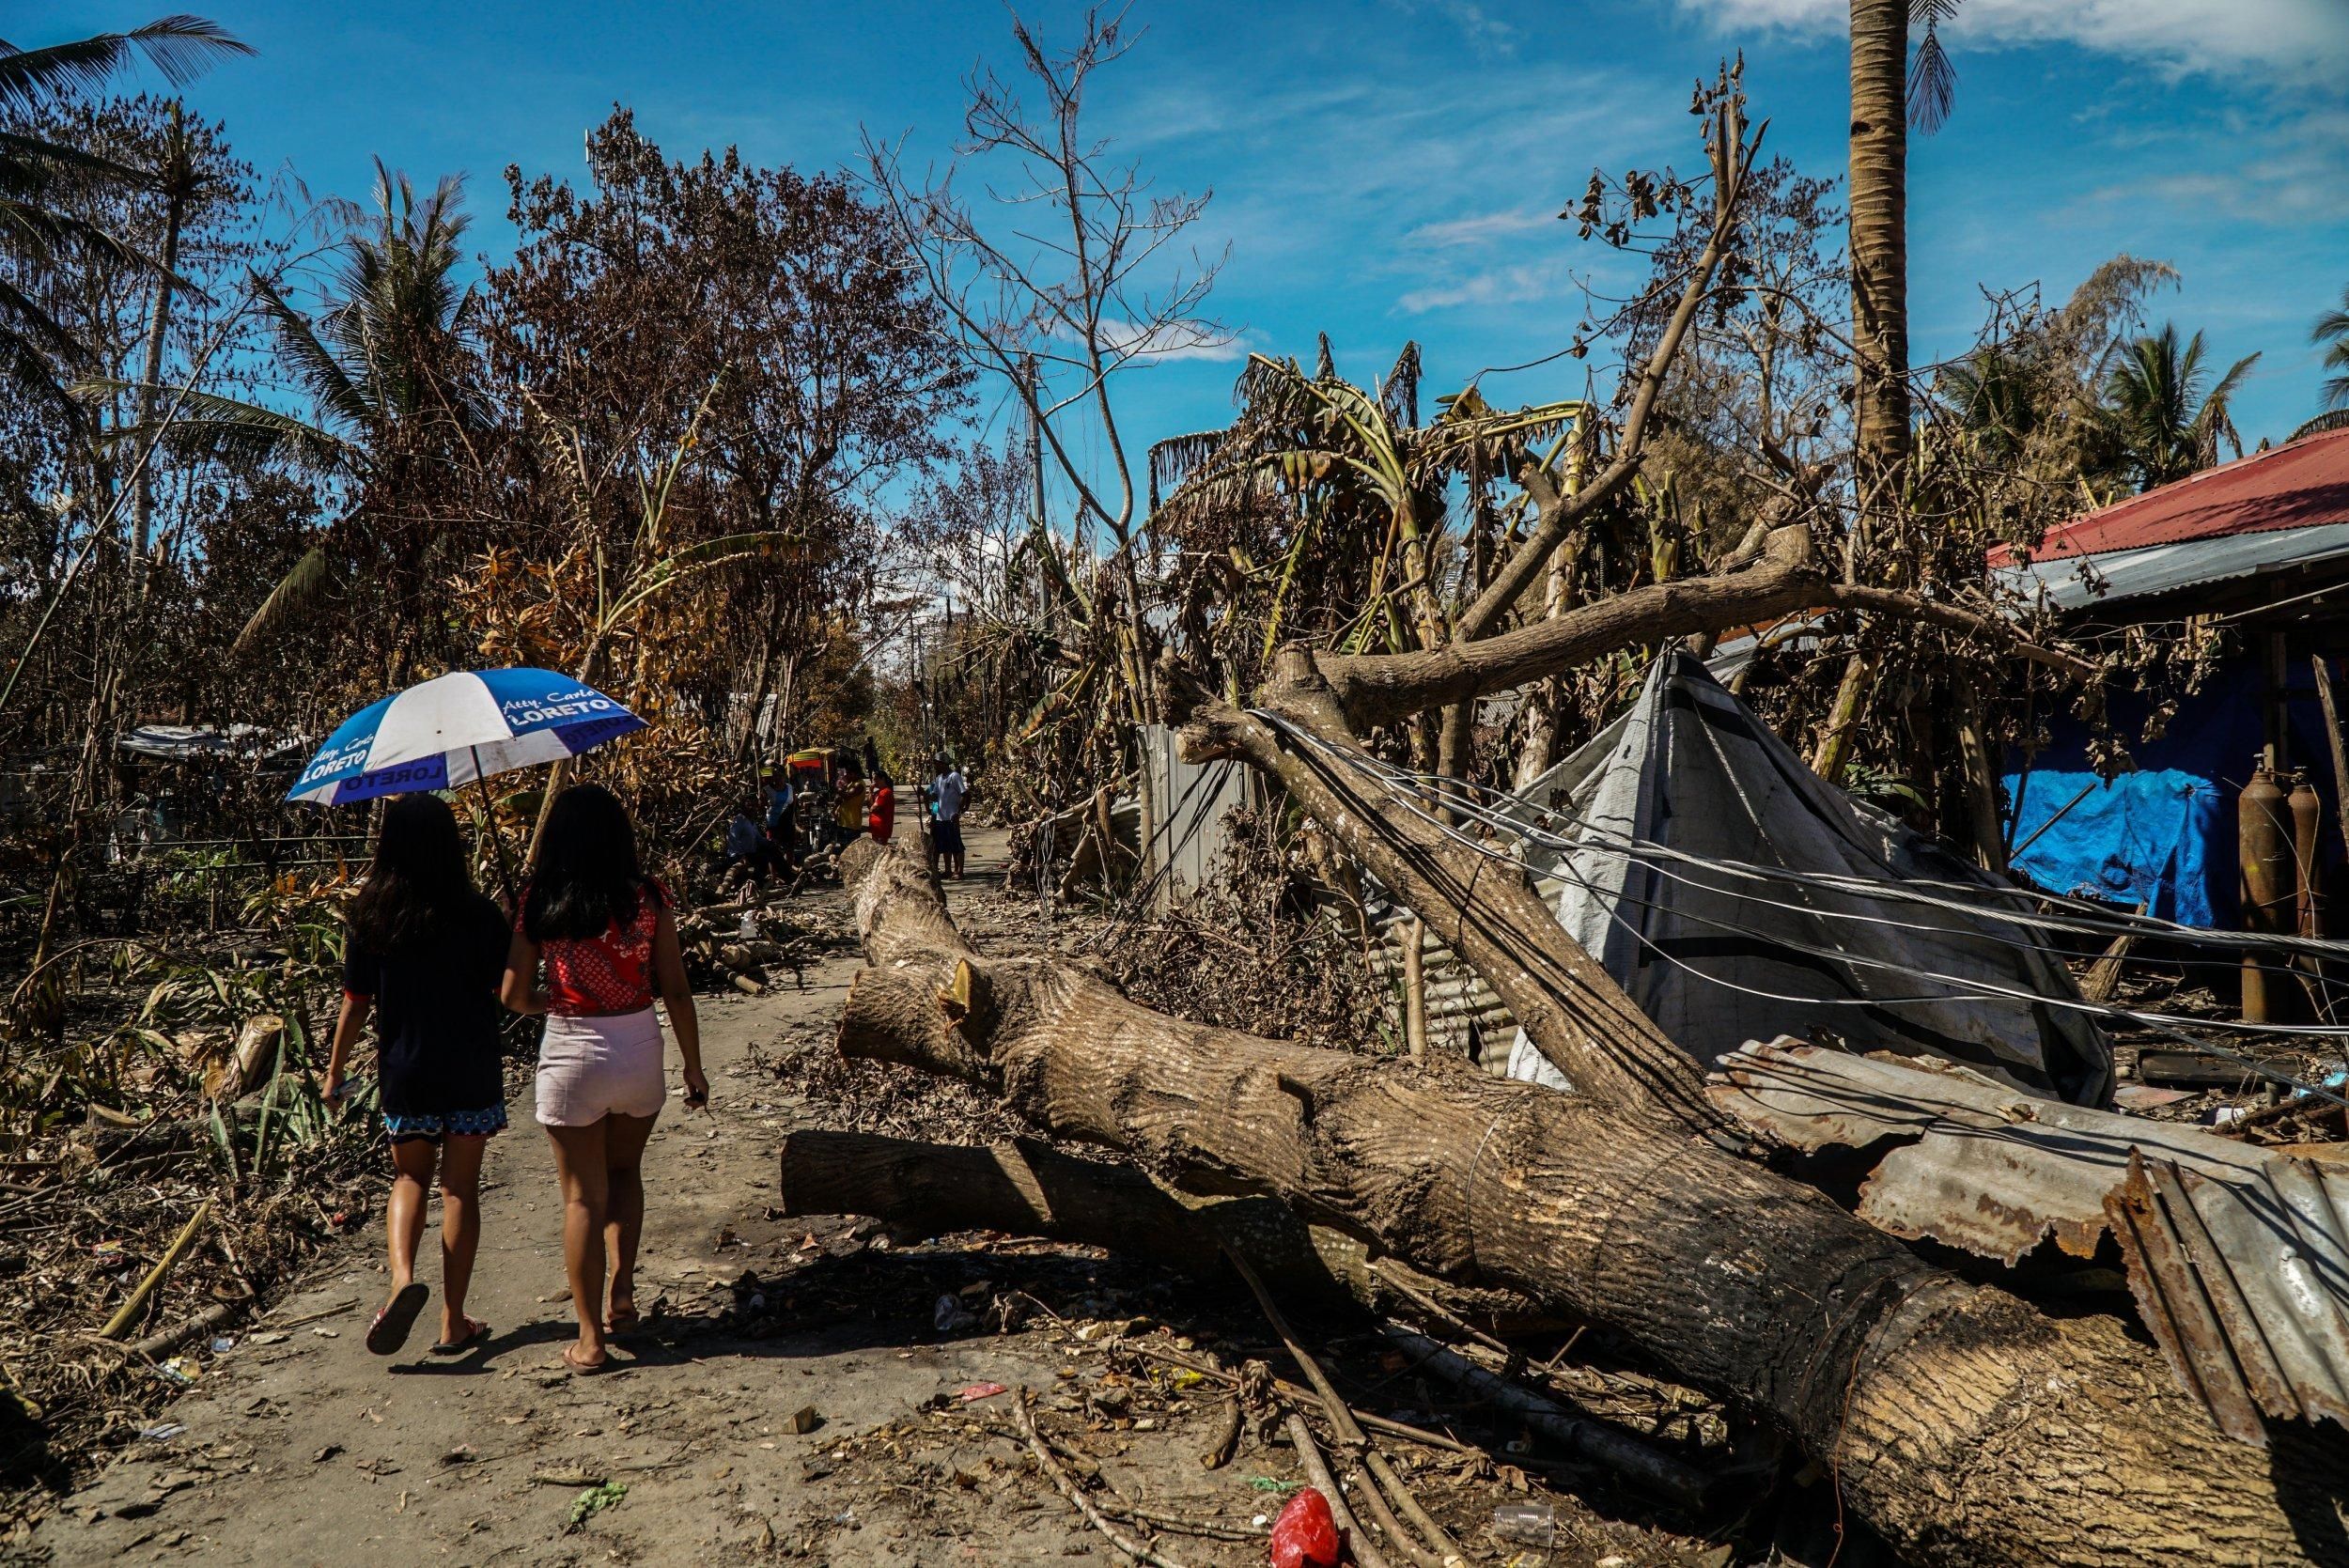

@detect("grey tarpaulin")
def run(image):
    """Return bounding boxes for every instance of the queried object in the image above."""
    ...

[1498,651,2113,1106]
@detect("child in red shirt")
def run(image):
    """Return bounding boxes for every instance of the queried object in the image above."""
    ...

[867,769,896,845]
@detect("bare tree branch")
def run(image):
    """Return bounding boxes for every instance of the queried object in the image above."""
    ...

[1455,105,1766,642]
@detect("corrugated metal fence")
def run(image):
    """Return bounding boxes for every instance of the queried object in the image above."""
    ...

[1139,724,1259,910]
[1363,899,1517,1070]
[1134,725,1517,1065]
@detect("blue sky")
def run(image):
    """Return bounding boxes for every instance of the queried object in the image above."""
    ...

[23,0,2349,484]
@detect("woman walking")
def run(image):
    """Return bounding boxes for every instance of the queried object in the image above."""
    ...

[324,795,509,1358]
[503,784,708,1373]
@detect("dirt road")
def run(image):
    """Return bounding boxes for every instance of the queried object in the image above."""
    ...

[31,829,1713,1568]
[28,833,1203,1565]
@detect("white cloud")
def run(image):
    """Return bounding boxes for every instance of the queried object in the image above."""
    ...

[1405,208,1562,248]
[1397,258,1575,314]
[2091,104,2349,226]
[1102,57,1675,335]
[1672,0,2349,87]
[1096,318,1250,364]
[1386,0,1520,55]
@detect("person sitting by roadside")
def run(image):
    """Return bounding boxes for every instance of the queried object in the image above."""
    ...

[723,802,783,885]
[867,768,896,846]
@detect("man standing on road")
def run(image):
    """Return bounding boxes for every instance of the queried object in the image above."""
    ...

[925,753,969,880]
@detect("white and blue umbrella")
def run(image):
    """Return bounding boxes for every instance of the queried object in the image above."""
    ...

[287,667,646,807]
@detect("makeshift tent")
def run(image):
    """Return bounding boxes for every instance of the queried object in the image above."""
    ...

[1497,652,2113,1106]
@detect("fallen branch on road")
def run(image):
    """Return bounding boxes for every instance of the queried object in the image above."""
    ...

[1015,1392,1190,1568]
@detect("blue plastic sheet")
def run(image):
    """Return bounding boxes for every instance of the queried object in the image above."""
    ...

[2007,769,2226,926]
[2003,655,2340,929]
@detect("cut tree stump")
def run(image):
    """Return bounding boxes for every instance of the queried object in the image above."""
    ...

[835,834,2349,1568]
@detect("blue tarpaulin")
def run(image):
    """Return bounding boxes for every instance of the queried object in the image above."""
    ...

[2007,769,2227,925]
[2003,656,2339,928]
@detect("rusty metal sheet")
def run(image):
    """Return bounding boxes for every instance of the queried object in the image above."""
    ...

[1709,1038,2349,1444]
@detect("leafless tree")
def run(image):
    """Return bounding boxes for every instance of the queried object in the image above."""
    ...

[864,4,1230,744]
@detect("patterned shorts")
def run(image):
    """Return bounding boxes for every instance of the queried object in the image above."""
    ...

[383,1103,509,1143]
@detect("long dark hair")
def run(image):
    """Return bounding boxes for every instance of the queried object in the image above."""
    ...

[524,783,661,942]
[350,794,476,955]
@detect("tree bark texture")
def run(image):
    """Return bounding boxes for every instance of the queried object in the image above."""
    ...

[1807,645,1876,784]
[835,834,2349,1566]
[777,1126,1523,1325]
[1848,0,1912,519]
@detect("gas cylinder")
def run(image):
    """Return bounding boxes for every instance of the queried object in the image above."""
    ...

[2290,772,2325,938]
[2240,764,2295,1022]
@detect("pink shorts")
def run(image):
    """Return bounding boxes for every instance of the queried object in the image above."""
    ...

[535,1008,666,1126]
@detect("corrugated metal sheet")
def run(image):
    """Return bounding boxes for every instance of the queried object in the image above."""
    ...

[2108,1149,2349,1442]
[1363,902,1516,1067]
[1138,724,1258,910]
[1709,1038,2349,1445]
[1992,520,2349,614]
[1988,423,2349,565]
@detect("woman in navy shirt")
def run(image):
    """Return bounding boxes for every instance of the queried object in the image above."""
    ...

[325,794,510,1357]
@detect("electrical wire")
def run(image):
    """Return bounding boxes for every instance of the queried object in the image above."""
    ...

[1348,737,2346,992]
[1247,709,2349,1110]
[1315,714,2349,966]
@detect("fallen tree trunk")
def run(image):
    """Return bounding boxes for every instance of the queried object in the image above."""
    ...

[836,835,2349,1568]
[775,1127,1542,1328]
[1379,1327,1708,1510]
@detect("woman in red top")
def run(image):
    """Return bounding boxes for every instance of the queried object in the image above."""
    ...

[503,784,707,1373]
[867,768,896,845]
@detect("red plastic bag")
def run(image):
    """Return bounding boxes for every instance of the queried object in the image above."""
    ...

[1268,1485,1341,1568]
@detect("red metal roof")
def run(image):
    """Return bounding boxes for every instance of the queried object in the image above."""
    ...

[1986,422,2349,569]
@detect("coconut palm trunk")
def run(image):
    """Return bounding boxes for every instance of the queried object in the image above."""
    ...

[1813,0,1914,792]
[1847,0,1911,528]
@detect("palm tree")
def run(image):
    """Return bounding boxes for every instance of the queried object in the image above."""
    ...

[1846,0,1908,517]
[113,162,486,657]
[1845,0,1964,524]
[1939,343,2034,463]
[1155,343,1584,660]
[0,17,250,396]
[1825,0,1957,787]
[161,162,481,476]
[2314,285,2349,413]
[2103,323,2260,490]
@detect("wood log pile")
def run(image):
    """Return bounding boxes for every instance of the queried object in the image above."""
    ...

[675,895,817,996]
[822,832,2349,1568]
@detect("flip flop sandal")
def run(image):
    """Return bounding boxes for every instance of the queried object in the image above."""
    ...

[605,1302,641,1337]
[365,1282,429,1356]
[562,1344,610,1374]
[430,1317,491,1356]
